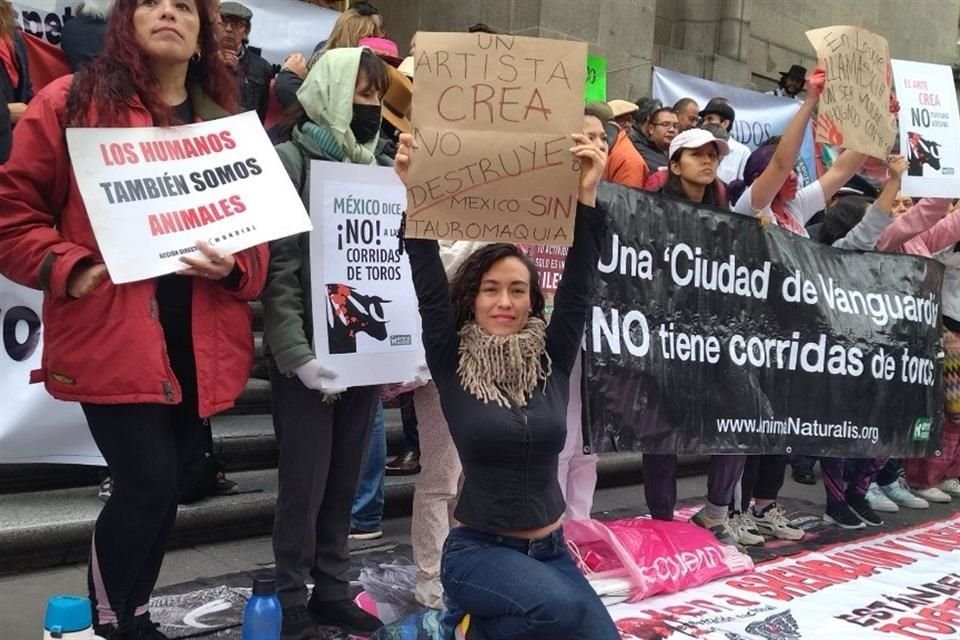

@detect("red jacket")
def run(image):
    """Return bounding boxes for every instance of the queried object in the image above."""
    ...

[0,76,269,417]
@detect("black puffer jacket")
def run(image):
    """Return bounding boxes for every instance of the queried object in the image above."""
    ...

[233,46,275,122]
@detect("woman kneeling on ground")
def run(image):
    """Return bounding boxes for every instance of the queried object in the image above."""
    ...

[394,131,620,639]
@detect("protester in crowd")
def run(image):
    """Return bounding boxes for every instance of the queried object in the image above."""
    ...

[767,64,806,99]
[553,107,612,527]
[395,123,620,637]
[634,106,677,172]
[727,65,879,541]
[0,0,33,164]
[816,157,910,529]
[0,1,266,636]
[607,98,637,131]
[595,101,648,190]
[350,403,386,540]
[263,47,388,638]
[643,128,757,547]
[217,2,274,122]
[61,0,114,71]
[627,97,660,155]
[275,2,382,108]
[867,194,960,505]
[699,97,749,184]
[673,97,699,132]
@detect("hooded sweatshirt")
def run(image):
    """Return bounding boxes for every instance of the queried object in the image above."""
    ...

[262,47,381,374]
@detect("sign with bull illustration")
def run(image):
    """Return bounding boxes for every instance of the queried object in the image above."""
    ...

[308,163,425,389]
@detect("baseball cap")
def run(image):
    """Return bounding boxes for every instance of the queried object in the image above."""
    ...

[668,128,730,161]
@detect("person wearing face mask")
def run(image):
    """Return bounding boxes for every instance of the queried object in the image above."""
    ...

[261,47,388,639]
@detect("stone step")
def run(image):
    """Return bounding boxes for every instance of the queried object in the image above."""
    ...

[0,411,407,495]
[0,455,710,573]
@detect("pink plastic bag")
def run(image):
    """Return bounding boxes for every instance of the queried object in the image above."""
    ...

[565,517,753,602]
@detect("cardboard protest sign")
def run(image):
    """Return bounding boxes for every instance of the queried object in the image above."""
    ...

[585,54,607,103]
[66,111,312,284]
[891,59,960,198]
[309,162,425,390]
[806,26,897,159]
[405,32,586,246]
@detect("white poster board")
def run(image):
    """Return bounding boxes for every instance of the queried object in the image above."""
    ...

[891,59,960,198]
[309,162,425,390]
[66,111,312,284]
[0,276,99,465]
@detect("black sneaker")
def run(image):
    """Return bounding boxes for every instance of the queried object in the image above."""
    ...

[281,605,318,640]
[348,526,384,541]
[214,471,240,496]
[823,502,866,529]
[689,508,743,550]
[308,596,383,635]
[792,468,816,485]
[847,493,884,527]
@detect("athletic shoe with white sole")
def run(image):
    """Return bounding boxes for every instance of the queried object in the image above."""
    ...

[847,494,884,526]
[938,478,960,497]
[752,504,804,540]
[913,486,952,503]
[729,512,765,546]
[866,483,899,513]
[690,508,742,550]
[823,503,866,529]
[880,478,929,509]
[348,526,384,541]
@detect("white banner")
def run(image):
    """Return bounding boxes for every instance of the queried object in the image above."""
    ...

[309,162,425,390]
[651,66,817,186]
[891,60,960,198]
[66,111,311,284]
[0,276,99,465]
[11,0,336,64]
[607,515,960,640]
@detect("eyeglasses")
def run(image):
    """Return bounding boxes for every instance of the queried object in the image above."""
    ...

[652,122,678,130]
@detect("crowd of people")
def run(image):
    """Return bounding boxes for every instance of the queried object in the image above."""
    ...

[0,1,958,639]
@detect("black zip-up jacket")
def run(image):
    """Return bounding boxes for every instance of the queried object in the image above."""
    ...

[406,204,604,532]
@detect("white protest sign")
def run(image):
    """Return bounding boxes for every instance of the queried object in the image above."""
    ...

[891,59,960,198]
[66,111,311,284]
[309,162,426,390]
[0,276,99,465]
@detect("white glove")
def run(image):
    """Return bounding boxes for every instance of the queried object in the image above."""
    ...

[411,363,431,386]
[293,359,337,391]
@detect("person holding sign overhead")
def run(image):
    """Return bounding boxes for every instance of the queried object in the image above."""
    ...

[0,0,267,637]
[395,128,620,638]
[262,46,389,639]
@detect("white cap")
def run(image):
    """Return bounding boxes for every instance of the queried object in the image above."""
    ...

[668,128,730,161]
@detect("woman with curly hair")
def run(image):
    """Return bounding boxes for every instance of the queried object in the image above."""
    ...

[394,130,620,639]
[0,1,267,637]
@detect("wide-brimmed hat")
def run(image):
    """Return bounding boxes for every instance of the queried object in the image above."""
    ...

[698,97,736,126]
[668,128,730,160]
[607,99,639,119]
[359,36,403,67]
[779,64,807,81]
[382,65,412,133]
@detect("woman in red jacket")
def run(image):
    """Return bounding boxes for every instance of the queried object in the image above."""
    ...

[0,1,267,638]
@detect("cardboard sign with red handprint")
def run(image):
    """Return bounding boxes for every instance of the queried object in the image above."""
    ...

[806,26,897,159]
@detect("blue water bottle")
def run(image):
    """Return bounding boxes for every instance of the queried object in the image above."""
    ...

[242,576,282,640]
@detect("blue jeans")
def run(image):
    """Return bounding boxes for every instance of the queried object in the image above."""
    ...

[351,403,385,530]
[440,527,619,640]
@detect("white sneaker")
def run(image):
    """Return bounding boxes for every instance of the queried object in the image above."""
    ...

[912,486,952,503]
[866,483,899,513]
[729,512,765,546]
[880,478,929,509]
[753,504,804,541]
[937,478,960,497]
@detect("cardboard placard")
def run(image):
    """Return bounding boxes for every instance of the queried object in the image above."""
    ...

[891,59,960,198]
[405,32,586,246]
[585,54,608,103]
[806,26,897,159]
[66,111,312,284]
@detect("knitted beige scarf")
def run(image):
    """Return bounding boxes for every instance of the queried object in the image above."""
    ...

[457,318,551,408]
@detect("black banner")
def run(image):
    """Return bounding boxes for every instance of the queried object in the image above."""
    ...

[585,183,945,457]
